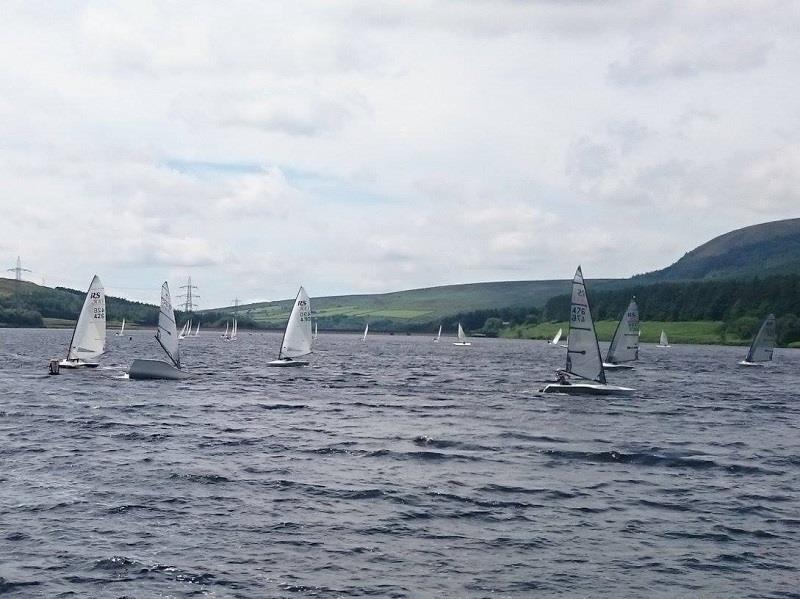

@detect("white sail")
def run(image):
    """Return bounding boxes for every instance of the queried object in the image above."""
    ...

[551,328,562,345]
[67,275,106,361]
[362,323,369,341]
[606,299,639,364]
[436,325,442,341]
[223,321,229,338]
[195,321,200,336]
[119,318,125,335]
[659,330,668,346]
[231,318,238,340]
[155,281,180,368]
[313,320,318,341]
[565,266,606,383]
[745,314,776,362]
[279,287,312,359]
[457,323,466,342]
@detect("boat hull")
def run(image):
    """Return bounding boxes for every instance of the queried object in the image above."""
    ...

[453,342,472,346]
[602,362,634,370]
[738,360,767,367]
[128,359,188,380]
[267,359,309,367]
[541,383,634,396]
[58,359,100,369]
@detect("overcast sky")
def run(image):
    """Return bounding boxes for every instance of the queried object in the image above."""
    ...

[1,1,798,307]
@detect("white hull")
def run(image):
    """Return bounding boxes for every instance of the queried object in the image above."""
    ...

[58,359,100,369]
[738,360,767,367]
[128,359,188,380]
[453,342,471,346]
[267,358,309,367]
[541,382,634,396]
[656,345,671,348]
[602,362,634,370]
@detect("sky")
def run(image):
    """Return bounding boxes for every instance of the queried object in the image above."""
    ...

[1,1,799,308]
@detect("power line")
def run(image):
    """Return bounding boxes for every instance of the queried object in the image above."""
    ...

[6,256,31,281]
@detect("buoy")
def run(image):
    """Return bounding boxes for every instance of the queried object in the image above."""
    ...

[48,359,60,375]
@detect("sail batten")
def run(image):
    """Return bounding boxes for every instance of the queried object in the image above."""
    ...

[279,287,312,359]
[67,275,106,362]
[745,314,776,363]
[564,266,606,384]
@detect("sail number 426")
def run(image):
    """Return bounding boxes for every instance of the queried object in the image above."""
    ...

[571,306,586,323]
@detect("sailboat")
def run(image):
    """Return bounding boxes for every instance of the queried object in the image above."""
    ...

[115,318,126,337]
[362,322,369,342]
[542,266,634,395]
[58,275,106,368]
[313,320,319,341]
[128,282,187,380]
[268,286,312,367]
[453,323,471,346]
[434,324,442,342]
[657,330,670,348]
[549,328,562,345]
[221,321,229,339]
[603,299,639,370]
[739,314,777,366]
[179,319,191,340]
[229,318,238,340]
[194,321,200,337]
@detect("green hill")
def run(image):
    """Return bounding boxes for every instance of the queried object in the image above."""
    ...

[636,218,800,281]
[213,280,587,332]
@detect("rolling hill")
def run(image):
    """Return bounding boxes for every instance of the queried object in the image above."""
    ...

[636,218,800,282]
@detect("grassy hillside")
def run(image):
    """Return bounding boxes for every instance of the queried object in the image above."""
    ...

[636,218,800,281]
[217,280,585,331]
[503,320,749,346]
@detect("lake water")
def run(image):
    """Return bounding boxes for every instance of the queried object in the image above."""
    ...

[1,328,798,598]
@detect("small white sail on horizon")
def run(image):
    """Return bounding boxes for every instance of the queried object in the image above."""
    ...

[434,324,442,342]
[604,299,639,369]
[60,275,106,368]
[453,322,471,346]
[362,322,369,342]
[542,266,633,395]
[658,330,670,347]
[313,320,319,341]
[221,321,229,339]
[195,321,200,336]
[551,328,562,345]
[229,318,238,340]
[740,314,776,366]
[269,286,312,366]
[115,318,125,337]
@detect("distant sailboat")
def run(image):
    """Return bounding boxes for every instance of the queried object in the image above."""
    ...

[603,299,639,370]
[59,275,106,369]
[179,319,191,340]
[221,321,229,339]
[268,286,312,367]
[115,318,126,337]
[362,323,369,342]
[434,324,442,342]
[313,320,319,341]
[128,281,188,379]
[549,328,562,345]
[229,318,238,340]
[542,266,634,395]
[657,330,670,348]
[453,323,471,346]
[739,314,776,366]
[194,321,200,336]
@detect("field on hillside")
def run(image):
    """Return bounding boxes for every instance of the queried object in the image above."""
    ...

[502,320,750,346]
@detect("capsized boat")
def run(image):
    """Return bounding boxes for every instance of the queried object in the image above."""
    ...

[268,286,312,367]
[129,282,188,380]
[657,330,670,348]
[603,298,639,370]
[115,318,126,337]
[542,266,634,396]
[453,323,471,346]
[739,314,776,366]
[59,275,106,369]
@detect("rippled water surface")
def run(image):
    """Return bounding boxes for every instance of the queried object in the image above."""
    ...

[1,328,799,598]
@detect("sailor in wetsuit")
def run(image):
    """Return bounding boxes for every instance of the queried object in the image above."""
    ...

[556,370,570,385]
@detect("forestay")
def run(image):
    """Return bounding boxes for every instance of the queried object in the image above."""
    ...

[155,281,180,368]
[67,275,106,361]
[746,314,776,362]
[280,286,312,359]
[565,266,606,383]
[606,299,639,364]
